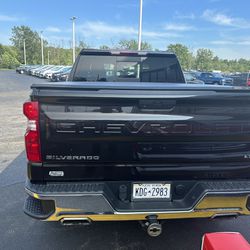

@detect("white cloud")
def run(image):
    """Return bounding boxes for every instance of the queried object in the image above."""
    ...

[211,40,234,45]
[0,14,20,22]
[77,21,181,40]
[143,30,181,38]
[45,26,61,33]
[46,35,70,42]
[212,47,250,60]
[164,23,195,31]
[79,21,137,37]
[239,41,250,45]
[211,39,250,46]
[202,9,250,28]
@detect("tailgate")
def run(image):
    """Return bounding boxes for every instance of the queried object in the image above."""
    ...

[35,85,250,168]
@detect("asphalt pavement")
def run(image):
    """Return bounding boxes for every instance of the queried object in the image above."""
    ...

[0,70,45,172]
[1,70,250,250]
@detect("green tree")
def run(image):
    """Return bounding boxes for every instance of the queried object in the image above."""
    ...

[167,43,194,70]
[0,44,4,55]
[10,26,47,64]
[0,44,20,68]
[117,39,152,50]
[99,45,110,50]
[76,40,89,56]
[195,48,214,71]
[3,27,250,72]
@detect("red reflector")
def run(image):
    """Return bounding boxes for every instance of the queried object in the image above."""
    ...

[23,101,41,162]
[23,101,39,120]
[25,130,41,162]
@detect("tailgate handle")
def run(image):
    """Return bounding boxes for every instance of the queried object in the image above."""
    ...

[139,100,176,111]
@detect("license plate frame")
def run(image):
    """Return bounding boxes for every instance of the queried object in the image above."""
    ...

[132,182,171,201]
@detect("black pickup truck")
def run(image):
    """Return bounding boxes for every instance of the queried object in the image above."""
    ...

[23,49,250,237]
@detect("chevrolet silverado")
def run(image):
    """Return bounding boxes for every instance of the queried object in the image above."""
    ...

[23,49,250,236]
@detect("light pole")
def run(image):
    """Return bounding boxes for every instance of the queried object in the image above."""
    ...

[48,51,50,65]
[138,0,143,50]
[40,31,44,65]
[23,39,27,65]
[70,16,77,63]
[20,31,27,65]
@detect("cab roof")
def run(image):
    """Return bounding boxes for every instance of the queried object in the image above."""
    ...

[80,48,176,57]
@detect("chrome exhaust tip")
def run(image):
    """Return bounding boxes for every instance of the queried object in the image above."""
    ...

[60,217,92,226]
[211,213,239,220]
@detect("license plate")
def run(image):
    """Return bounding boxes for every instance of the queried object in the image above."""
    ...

[132,183,171,200]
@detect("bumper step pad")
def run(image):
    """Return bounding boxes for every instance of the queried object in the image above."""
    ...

[24,195,55,220]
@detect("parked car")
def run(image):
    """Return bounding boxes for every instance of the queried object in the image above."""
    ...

[37,65,56,78]
[197,72,233,85]
[51,67,72,82]
[26,65,40,75]
[247,72,250,86]
[16,65,40,74]
[58,68,72,81]
[44,66,66,79]
[229,73,248,86]
[16,65,26,74]
[31,65,51,76]
[184,72,205,84]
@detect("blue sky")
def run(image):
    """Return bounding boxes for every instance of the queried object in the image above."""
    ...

[1,0,250,59]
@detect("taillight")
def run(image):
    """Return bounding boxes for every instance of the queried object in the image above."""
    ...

[23,101,41,162]
[247,79,250,86]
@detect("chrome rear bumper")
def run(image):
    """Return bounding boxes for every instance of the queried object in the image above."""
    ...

[24,180,250,222]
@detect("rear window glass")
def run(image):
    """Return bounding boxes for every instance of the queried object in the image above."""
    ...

[73,55,185,83]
